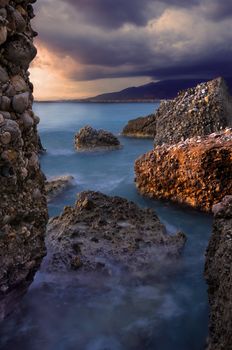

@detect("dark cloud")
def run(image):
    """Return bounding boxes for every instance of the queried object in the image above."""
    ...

[202,0,232,20]
[33,0,232,83]
[65,0,200,29]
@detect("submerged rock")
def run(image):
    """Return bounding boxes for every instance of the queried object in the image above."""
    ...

[46,191,186,273]
[45,175,75,202]
[205,196,232,350]
[122,114,156,138]
[0,1,48,320]
[75,125,121,150]
[135,129,232,212]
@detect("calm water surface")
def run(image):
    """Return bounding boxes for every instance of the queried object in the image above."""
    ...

[0,103,212,350]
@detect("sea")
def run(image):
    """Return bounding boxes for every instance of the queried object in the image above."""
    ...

[0,102,213,350]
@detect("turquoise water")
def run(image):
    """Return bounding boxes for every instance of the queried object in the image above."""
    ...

[0,103,212,350]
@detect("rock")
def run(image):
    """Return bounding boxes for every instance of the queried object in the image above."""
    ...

[10,75,28,93]
[0,25,7,45]
[122,114,156,138]
[0,96,10,111]
[45,191,186,273]
[0,66,8,83]
[122,78,232,144]
[154,78,232,146]
[45,175,75,202]
[12,92,30,113]
[4,34,37,70]
[135,129,232,212]
[0,1,48,320]
[75,125,121,150]
[205,196,232,350]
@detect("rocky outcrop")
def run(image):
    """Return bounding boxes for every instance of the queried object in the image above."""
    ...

[75,125,121,150]
[0,1,48,320]
[135,129,232,212]
[122,114,156,138]
[205,196,232,350]
[154,78,232,146]
[45,191,186,273]
[45,175,75,202]
[123,78,232,142]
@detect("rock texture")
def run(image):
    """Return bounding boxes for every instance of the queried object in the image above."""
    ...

[75,125,121,150]
[135,129,232,212]
[123,78,232,142]
[205,196,232,350]
[45,175,75,202]
[0,1,48,320]
[46,191,186,273]
[155,77,232,146]
[122,114,156,138]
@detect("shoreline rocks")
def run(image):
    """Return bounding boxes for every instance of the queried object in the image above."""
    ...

[135,129,232,212]
[122,114,156,138]
[45,191,186,273]
[122,78,232,143]
[205,196,232,349]
[0,0,48,320]
[45,175,75,202]
[75,125,121,151]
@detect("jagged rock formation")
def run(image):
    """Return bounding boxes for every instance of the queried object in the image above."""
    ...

[135,129,232,212]
[0,0,48,320]
[122,114,156,138]
[45,175,75,202]
[75,125,121,151]
[45,191,186,273]
[123,78,232,142]
[205,196,232,350]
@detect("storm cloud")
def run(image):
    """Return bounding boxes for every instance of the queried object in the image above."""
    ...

[33,0,232,83]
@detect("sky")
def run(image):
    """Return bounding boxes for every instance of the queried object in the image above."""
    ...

[31,0,232,100]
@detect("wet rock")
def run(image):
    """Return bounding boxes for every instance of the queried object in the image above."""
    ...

[46,191,186,273]
[45,175,75,202]
[75,125,121,151]
[122,114,156,138]
[135,129,232,212]
[205,196,232,350]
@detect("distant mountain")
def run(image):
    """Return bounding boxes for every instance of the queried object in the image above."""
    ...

[86,77,232,102]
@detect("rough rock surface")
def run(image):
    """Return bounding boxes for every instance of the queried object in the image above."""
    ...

[205,196,232,350]
[45,175,75,202]
[155,77,232,146]
[135,129,232,212]
[122,114,156,138]
[75,125,121,150]
[45,191,186,273]
[122,78,232,143]
[0,1,48,320]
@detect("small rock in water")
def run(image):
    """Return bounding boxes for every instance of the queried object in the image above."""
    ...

[45,175,75,202]
[74,125,121,151]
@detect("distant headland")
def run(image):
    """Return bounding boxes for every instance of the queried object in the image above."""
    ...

[36,77,232,103]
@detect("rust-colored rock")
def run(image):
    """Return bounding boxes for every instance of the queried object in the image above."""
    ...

[135,129,232,212]
[205,196,232,349]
